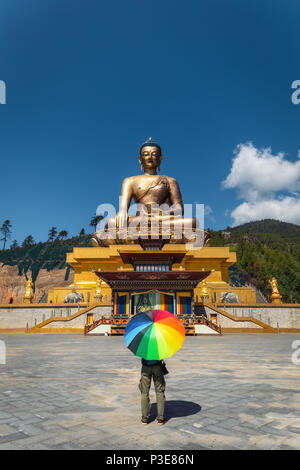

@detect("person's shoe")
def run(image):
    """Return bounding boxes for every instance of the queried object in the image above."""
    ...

[157,419,165,425]
[141,418,148,425]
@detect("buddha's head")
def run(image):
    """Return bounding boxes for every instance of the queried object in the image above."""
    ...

[138,137,162,172]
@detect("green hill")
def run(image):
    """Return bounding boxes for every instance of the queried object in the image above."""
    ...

[209,219,300,303]
[230,219,300,238]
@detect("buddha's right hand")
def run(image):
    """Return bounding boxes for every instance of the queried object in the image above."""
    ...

[116,210,128,229]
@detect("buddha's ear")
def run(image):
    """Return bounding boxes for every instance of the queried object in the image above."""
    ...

[138,154,143,172]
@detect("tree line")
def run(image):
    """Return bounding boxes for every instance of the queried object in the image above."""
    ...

[0,214,104,251]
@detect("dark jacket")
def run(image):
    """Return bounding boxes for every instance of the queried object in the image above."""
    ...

[141,359,162,367]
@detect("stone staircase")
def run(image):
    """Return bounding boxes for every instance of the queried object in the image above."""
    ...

[27,304,98,333]
[205,303,277,332]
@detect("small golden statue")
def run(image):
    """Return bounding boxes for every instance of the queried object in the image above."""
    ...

[91,138,209,246]
[23,276,33,304]
[94,277,103,303]
[200,280,209,303]
[268,277,282,304]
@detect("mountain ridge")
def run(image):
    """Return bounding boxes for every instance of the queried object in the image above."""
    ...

[209,219,300,303]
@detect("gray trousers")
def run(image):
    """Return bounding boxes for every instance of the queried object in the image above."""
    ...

[139,364,166,421]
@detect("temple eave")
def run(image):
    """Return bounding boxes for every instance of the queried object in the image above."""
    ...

[95,270,210,290]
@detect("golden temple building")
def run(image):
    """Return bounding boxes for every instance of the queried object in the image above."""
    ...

[48,244,256,307]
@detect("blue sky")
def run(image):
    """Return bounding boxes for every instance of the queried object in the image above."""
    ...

[0,0,300,245]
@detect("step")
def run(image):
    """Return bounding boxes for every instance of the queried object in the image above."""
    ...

[87,324,111,335]
[194,324,220,335]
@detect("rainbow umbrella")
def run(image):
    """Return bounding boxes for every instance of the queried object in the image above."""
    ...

[124,309,185,360]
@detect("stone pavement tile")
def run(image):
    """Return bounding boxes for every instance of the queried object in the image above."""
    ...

[0,423,19,436]
[37,423,67,434]
[266,412,300,422]
[0,412,13,420]
[40,435,73,447]
[215,418,242,428]
[191,417,219,427]
[19,416,45,425]
[277,444,298,450]
[248,435,288,450]
[79,432,135,449]
[50,417,88,429]
[0,443,23,450]
[280,437,300,449]
[238,414,275,427]
[49,443,89,450]
[286,426,300,435]
[63,423,104,438]
[33,405,57,413]
[258,424,292,437]
[202,424,237,436]
[181,433,241,450]
[22,443,52,450]
[231,424,266,436]
[11,410,35,420]
[178,425,208,436]
[9,401,30,410]
[75,433,110,447]
[269,419,300,430]
[11,431,55,447]
[13,423,44,436]
[199,410,229,420]
[0,431,28,444]
[0,417,19,425]
[34,411,54,420]
[177,443,209,450]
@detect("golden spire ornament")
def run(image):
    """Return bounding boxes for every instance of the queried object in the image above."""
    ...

[268,277,282,304]
[23,276,33,304]
[94,277,103,303]
[200,280,209,304]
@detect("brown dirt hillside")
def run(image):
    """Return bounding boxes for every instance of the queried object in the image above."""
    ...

[0,265,74,304]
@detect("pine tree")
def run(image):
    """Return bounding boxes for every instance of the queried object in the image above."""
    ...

[0,220,12,250]
[22,235,35,247]
[10,240,19,250]
[58,230,68,240]
[90,215,104,231]
[48,227,57,242]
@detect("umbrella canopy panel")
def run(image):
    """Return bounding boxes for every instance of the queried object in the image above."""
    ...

[125,310,185,360]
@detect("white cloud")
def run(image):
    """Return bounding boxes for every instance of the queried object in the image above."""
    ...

[223,143,300,226]
[230,197,300,226]
[223,143,300,202]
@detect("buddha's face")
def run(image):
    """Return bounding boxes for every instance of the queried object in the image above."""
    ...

[139,145,162,171]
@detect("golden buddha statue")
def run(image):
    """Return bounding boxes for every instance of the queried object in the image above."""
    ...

[91,138,207,246]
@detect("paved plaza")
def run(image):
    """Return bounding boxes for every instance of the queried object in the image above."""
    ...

[0,333,300,450]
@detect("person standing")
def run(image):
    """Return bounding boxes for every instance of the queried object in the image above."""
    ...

[139,358,167,425]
